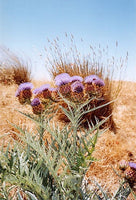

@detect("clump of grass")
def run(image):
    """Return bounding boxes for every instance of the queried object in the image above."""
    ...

[44,34,128,133]
[0,47,32,85]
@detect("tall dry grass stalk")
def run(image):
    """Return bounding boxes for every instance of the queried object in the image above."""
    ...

[44,34,128,132]
[0,47,32,85]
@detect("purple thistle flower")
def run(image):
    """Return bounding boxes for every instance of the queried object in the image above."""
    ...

[31,98,41,106]
[15,82,33,97]
[93,78,105,86]
[84,75,100,84]
[84,75,105,86]
[129,162,136,170]
[71,81,84,93]
[55,73,71,86]
[70,75,83,82]
[33,84,50,94]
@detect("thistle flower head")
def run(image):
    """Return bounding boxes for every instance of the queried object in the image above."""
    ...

[33,84,50,95]
[84,75,105,87]
[55,73,71,86]
[15,82,33,97]
[71,81,84,93]
[31,98,40,106]
[129,162,136,170]
[70,75,83,82]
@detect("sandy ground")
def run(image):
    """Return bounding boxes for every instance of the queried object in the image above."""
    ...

[0,81,136,199]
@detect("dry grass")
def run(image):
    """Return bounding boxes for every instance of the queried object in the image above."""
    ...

[0,47,32,85]
[0,80,136,199]
[86,81,136,199]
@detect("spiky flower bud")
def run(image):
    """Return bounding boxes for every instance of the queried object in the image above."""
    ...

[55,73,71,86]
[124,167,136,182]
[119,160,129,170]
[15,82,33,104]
[31,98,44,115]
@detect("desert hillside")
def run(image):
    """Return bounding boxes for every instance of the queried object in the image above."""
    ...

[0,80,136,199]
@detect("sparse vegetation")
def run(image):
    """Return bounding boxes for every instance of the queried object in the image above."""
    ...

[0,36,136,199]
[0,47,32,85]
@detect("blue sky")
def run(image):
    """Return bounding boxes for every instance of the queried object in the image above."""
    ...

[0,0,136,81]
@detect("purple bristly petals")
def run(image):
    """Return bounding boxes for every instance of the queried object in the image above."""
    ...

[84,75,100,84]
[84,75,105,86]
[15,82,33,96]
[31,98,41,106]
[70,75,83,82]
[33,84,50,94]
[129,162,136,170]
[55,73,71,86]
[71,81,84,93]
[19,82,33,90]
[93,78,105,86]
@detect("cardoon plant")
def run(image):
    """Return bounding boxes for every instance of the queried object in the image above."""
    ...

[0,89,114,199]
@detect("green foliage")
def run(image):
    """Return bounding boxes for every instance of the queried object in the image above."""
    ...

[0,97,134,199]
